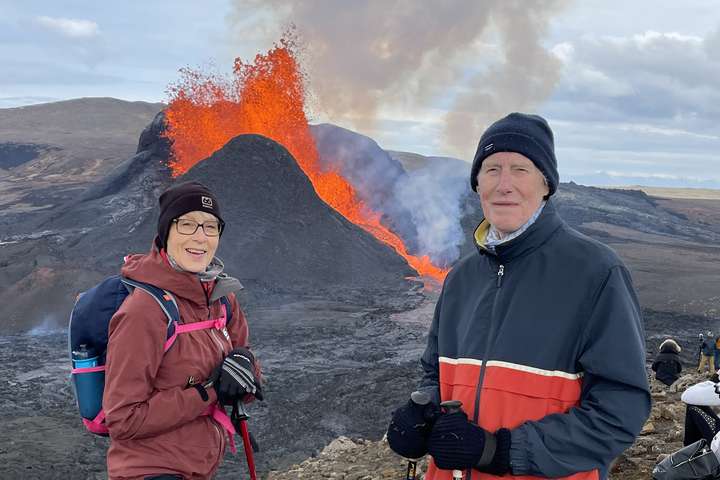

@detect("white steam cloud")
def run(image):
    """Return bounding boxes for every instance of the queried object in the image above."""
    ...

[228,0,569,157]
[312,124,471,266]
[394,160,469,266]
[229,1,569,266]
[35,16,100,39]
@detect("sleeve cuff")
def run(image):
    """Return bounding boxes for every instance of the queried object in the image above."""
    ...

[482,428,512,475]
[509,424,531,475]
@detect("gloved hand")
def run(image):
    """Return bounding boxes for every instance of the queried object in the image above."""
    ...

[427,410,511,474]
[208,347,263,405]
[387,397,439,459]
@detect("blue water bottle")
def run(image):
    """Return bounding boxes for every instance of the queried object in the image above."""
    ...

[72,344,104,419]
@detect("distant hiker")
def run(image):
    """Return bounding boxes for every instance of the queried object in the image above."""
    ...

[714,335,720,370]
[698,331,715,374]
[103,181,262,479]
[681,375,720,446]
[386,113,650,479]
[652,338,683,386]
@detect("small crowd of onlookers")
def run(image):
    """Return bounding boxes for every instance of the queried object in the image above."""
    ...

[651,334,720,471]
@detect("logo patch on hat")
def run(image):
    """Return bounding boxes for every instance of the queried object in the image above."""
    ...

[484,143,494,152]
[201,196,213,208]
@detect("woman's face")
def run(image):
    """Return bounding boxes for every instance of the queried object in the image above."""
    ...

[166,210,221,273]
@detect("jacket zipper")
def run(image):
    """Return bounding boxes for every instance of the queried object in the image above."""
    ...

[467,262,504,479]
[210,329,226,355]
[207,302,226,355]
[212,421,224,468]
[202,279,227,355]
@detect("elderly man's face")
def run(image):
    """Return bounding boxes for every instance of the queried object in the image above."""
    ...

[476,152,549,236]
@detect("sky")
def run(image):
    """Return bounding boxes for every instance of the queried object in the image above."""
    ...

[1,1,719,189]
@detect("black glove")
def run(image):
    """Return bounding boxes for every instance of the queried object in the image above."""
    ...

[209,347,263,405]
[427,410,511,474]
[387,397,439,459]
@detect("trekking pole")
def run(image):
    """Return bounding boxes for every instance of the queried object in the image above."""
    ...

[232,401,258,480]
[440,400,464,480]
[402,391,431,480]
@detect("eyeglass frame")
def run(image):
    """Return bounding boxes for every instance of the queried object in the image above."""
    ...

[172,217,225,237]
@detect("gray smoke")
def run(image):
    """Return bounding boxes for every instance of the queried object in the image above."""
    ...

[443,1,565,154]
[311,123,471,266]
[310,124,421,254]
[227,0,568,156]
[228,1,566,266]
[394,158,470,267]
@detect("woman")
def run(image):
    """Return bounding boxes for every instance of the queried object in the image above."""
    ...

[652,338,683,386]
[103,181,262,480]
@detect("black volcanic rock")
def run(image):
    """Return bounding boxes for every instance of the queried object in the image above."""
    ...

[42,111,173,231]
[0,99,163,237]
[0,131,416,331]
[0,143,60,170]
[177,134,415,295]
[553,182,718,244]
[0,111,174,330]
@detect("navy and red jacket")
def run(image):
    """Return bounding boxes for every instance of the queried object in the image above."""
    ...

[418,200,651,480]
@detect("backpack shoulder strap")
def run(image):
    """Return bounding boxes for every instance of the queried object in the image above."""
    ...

[219,296,233,326]
[120,277,180,342]
[119,279,233,351]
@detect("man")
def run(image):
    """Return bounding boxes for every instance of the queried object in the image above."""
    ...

[698,331,715,373]
[387,113,651,479]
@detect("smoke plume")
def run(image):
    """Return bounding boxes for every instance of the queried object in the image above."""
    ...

[311,124,470,267]
[228,0,568,157]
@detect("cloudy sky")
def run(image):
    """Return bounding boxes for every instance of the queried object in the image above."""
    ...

[1,1,719,188]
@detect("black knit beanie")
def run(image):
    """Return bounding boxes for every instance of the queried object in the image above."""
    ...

[156,181,224,250]
[470,112,559,196]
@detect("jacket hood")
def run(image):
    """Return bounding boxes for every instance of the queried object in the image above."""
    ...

[660,338,681,353]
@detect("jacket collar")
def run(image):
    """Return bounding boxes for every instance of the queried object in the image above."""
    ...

[121,244,243,306]
[473,198,564,262]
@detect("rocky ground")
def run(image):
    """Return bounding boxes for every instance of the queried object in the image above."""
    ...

[265,372,715,480]
[0,292,427,480]
[1,288,713,479]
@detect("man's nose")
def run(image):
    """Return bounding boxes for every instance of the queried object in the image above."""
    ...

[495,170,514,193]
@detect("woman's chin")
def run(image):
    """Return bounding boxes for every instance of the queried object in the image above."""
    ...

[178,256,208,273]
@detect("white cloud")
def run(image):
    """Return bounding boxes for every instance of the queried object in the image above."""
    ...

[35,16,99,38]
[620,30,703,48]
[546,27,720,134]
[551,42,574,63]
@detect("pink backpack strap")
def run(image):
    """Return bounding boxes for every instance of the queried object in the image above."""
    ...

[163,304,228,352]
[71,365,106,374]
[202,403,237,454]
[82,409,109,435]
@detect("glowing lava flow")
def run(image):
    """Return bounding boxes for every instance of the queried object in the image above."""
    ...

[164,38,447,282]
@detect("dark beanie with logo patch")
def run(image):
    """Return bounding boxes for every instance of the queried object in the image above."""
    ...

[469,112,559,196]
[156,181,224,250]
